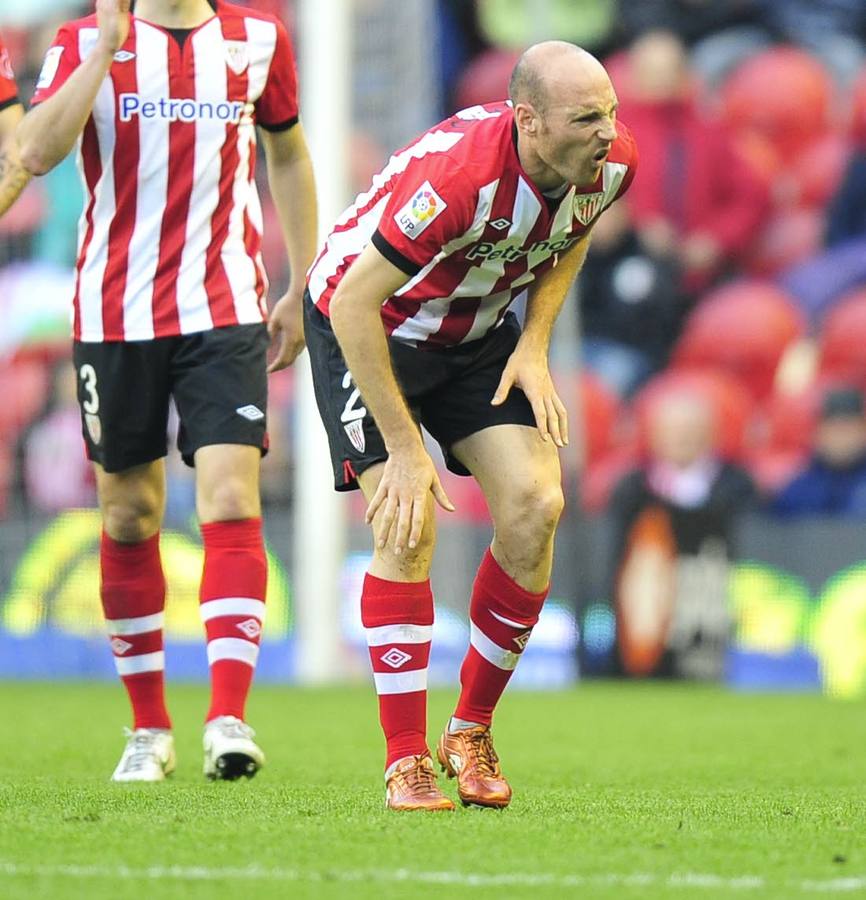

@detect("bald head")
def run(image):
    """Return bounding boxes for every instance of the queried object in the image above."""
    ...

[509,41,611,115]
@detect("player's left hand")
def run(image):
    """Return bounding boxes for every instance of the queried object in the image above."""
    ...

[267,288,306,372]
[492,348,568,448]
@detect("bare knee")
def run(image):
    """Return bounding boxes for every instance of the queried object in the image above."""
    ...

[495,481,564,561]
[102,493,162,542]
[198,474,260,522]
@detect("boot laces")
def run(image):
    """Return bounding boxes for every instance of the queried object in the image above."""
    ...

[465,728,500,777]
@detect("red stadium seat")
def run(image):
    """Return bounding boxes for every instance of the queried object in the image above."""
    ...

[672,281,805,400]
[745,208,824,276]
[632,368,755,461]
[721,47,835,163]
[0,359,50,440]
[817,289,866,389]
[576,371,624,468]
[453,48,521,111]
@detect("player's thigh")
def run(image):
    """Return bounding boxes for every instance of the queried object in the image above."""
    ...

[73,339,173,474]
[451,422,563,526]
[303,292,389,492]
[170,324,269,468]
[194,443,262,523]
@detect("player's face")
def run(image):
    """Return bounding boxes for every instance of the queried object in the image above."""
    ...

[535,80,618,189]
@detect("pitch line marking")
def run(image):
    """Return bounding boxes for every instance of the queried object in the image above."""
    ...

[1,863,865,892]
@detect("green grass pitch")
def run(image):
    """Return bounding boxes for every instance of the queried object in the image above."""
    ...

[0,681,864,900]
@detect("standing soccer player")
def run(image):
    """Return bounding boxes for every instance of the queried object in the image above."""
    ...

[306,41,637,810]
[0,31,31,217]
[18,0,317,781]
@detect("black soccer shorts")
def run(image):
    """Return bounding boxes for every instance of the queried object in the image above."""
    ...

[73,323,269,473]
[303,290,536,491]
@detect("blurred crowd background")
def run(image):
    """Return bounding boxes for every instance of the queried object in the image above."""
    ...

[3,0,866,690]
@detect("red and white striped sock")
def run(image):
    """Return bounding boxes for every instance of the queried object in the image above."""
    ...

[199,518,267,724]
[101,531,171,731]
[361,573,433,770]
[454,549,548,727]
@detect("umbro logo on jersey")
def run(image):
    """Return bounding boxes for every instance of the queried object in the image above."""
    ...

[489,218,511,231]
[113,51,136,63]
[380,648,412,669]
[236,404,265,421]
[236,618,262,640]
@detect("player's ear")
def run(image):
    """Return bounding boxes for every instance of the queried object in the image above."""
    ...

[513,102,538,136]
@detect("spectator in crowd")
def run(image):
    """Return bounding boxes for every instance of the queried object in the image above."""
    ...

[771,386,866,518]
[620,29,770,297]
[17,360,96,514]
[578,198,682,396]
[608,388,755,678]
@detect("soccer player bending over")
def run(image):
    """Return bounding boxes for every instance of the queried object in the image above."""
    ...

[18,0,317,781]
[0,31,31,217]
[305,41,638,810]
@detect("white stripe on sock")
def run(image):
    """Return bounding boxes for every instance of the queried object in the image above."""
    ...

[490,609,528,630]
[105,612,164,636]
[470,621,520,671]
[365,623,433,647]
[373,668,428,695]
[114,651,165,676]
[206,637,259,667]
[199,597,266,623]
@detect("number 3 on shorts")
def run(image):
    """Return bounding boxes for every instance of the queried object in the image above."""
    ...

[79,363,100,414]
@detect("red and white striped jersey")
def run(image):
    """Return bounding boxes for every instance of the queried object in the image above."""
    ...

[0,32,19,108]
[309,102,638,349]
[32,1,299,343]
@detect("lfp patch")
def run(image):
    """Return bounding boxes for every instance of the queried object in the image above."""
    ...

[394,181,446,240]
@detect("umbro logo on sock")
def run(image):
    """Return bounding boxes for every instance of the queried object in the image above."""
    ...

[236,618,262,640]
[110,637,133,655]
[513,631,531,651]
[380,648,412,669]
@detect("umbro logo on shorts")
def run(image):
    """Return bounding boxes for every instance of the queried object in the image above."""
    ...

[236,404,265,421]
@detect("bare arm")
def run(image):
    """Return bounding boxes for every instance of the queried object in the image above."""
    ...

[17,0,130,176]
[259,123,318,371]
[0,103,29,217]
[492,234,591,447]
[330,244,454,552]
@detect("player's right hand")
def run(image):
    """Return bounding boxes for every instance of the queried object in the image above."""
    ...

[366,444,454,555]
[96,0,131,54]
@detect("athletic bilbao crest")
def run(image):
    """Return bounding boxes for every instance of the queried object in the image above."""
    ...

[344,420,366,453]
[574,191,604,226]
[224,41,249,75]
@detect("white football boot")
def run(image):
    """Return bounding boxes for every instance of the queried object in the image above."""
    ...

[111,728,176,782]
[203,716,265,781]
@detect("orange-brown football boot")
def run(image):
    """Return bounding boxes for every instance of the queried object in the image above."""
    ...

[385,753,455,812]
[437,725,512,808]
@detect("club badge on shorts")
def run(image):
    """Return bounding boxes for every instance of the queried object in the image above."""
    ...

[343,420,366,453]
[85,413,102,446]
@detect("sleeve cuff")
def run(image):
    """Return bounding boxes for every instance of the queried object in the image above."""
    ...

[371,230,422,276]
[0,96,21,113]
[258,114,299,133]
